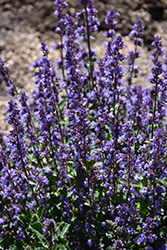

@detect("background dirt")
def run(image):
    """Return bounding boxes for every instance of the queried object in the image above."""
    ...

[1,0,167,134]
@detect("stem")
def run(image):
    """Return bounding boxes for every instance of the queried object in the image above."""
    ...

[151,82,158,217]
[52,82,64,121]
[113,161,116,207]
[60,34,66,83]
[151,82,158,138]
[113,76,117,125]
[6,164,27,213]
[113,135,119,207]
[59,32,68,109]
[52,93,64,144]
[41,86,59,172]
[25,103,44,170]
[127,140,131,201]
[48,129,59,171]
[112,74,119,205]
[116,92,120,121]
[16,133,40,207]
[128,42,138,87]
[83,136,91,205]
[84,2,94,89]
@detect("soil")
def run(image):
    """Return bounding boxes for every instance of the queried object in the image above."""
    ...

[0,0,167,134]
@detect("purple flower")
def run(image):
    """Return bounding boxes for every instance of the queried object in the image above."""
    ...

[87,239,92,247]
[145,246,153,250]
[137,233,147,245]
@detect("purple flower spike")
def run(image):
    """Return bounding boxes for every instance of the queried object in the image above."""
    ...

[40,42,50,57]
[77,0,100,40]
[129,19,144,46]
[104,9,119,38]
[0,59,18,96]
[105,9,120,29]
[54,0,68,18]
[126,19,144,85]
[147,35,164,84]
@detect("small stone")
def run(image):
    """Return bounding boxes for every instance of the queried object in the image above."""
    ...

[69,7,76,16]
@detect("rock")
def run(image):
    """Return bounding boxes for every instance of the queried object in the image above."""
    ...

[69,7,76,17]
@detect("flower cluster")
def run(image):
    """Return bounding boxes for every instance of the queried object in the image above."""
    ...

[0,0,167,249]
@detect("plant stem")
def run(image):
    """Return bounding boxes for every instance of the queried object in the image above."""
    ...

[84,2,94,89]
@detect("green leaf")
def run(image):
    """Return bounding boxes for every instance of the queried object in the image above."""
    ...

[85,62,90,69]
[59,99,67,109]
[6,245,17,250]
[36,204,45,219]
[57,222,70,239]
[0,235,6,244]
[83,101,87,107]
[55,245,66,250]
[90,35,95,40]
[29,180,38,186]
[93,162,103,167]
[106,246,112,250]
[105,232,112,239]
[28,153,37,164]
[27,226,49,249]
[84,201,90,207]
[17,214,29,225]
[31,221,43,232]
[16,239,26,249]
[55,243,71,250]
[61,224,70,239]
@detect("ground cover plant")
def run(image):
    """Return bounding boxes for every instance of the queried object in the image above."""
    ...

[0,0,167,249]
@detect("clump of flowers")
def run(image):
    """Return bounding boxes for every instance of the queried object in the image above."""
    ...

[0,0,167,249]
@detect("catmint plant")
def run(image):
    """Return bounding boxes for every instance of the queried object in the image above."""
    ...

[127,19,144,86]
[0,0,167,249]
